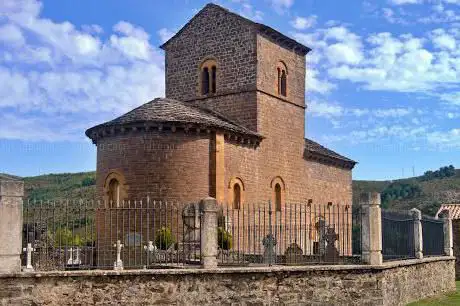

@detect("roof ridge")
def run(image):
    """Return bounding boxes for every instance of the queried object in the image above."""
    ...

[160,3,310,54]
[304,137,356,165]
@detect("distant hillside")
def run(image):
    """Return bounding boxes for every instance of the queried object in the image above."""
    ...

[8,166,460,216]
[353,167,460,216]
[22,171,96,201]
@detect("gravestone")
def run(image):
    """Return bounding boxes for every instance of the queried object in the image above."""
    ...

[325,227,339,262]
[263,234,276,264]
[316,218,327,256]
[181,203,201,260]
[285,243,303,265]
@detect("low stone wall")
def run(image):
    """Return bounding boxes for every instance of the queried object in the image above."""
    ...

[453,219,460,280]
[0,257,455,306]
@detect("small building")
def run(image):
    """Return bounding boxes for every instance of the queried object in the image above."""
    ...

[86,3,356,208]
[85,3,357,260]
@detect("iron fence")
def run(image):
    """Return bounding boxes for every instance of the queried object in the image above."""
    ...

[217,201,362,266]
[22,199,201,271]
[381,210,415,261]
[422,215,444,256]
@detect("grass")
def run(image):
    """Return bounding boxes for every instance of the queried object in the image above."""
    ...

[408,281,460,305]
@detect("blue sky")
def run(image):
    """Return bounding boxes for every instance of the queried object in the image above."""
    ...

[0,0,459,180]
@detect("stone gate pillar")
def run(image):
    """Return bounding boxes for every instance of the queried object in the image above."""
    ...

[360,192,383,265]
[442,211,453,257]
[199,197,218,268]
[0,175,24,273]
[410,208,423,259]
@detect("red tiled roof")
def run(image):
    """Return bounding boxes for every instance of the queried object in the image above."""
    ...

[436,204,460,219]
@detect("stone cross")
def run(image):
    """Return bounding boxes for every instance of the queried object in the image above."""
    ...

[67,247,82,266]
[22,243,35,272]
[67,247,74,265]
[113,240,124,271]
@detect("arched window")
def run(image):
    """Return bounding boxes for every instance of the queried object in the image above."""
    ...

[200,59,217,95]
[233,184,241,210]
[270,176,285,212]
[103,171,127,208]
[228,177,244,210]
[275,183,282,212]
[277,62,287,97]
[108,179,120,207]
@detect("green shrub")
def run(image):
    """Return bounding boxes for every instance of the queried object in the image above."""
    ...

[81,176,96,187]
[155,227,175,250]
[217,227,232,250]
[48,227,83,247]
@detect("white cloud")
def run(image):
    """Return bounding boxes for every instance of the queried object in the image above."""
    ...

[158,28,175,44]
[389,0,421,4]
[308,100,343,118]
[0,0,165,141]
[271,0,294,13]
[306,69,336,94]
[440,92,460,106]
[290,16,317,30]
[427,129,460,148]
[326,43,363,65]
[431,29,456,50]
[0,24,25,45]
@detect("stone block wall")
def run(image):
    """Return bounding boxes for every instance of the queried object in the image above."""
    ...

[0,257,455,305]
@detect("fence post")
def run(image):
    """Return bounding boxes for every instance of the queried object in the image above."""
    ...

[360,192,383,265]
[410,208,423,259]
[0,176,24,273]
[441,211,453,256]
[199,197,218,268]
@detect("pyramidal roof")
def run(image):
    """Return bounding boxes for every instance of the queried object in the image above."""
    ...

[86,98,262,142]
[160,3,311,55]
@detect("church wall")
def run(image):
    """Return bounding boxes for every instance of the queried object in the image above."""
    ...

[96,131,210,203]
[189,91,258,132]
[164,5,258,105]
[256,34,306,109]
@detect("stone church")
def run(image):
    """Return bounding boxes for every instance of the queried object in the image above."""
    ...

[86,3,356,210]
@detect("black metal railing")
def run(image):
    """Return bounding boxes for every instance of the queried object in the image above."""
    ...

[22,199,201,271]
[422,216,444,256]
[382,210,415,261]
[217,201,362,266]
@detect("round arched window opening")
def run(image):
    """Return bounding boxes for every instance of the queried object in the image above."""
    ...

[108,178,120,207]
[200,59,217,95]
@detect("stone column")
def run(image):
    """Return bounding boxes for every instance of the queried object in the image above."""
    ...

[360,192,383,265]
[199,197,218,268]
[441,211,453,257]
[0,176,24,273]
[410,208,423,259]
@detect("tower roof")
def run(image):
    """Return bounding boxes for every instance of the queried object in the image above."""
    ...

[86,98,262,143]
[160,3,311,55]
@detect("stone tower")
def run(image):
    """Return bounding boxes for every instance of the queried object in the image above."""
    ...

[161,3,310,135]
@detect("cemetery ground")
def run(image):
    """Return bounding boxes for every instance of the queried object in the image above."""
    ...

[408,281,460,305]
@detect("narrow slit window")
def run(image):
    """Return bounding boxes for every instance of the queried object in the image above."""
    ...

[233,184,241,210]
[280,70,287,97]
[202,67,210,95]
[211,66,217,94]
[275,183,282,212]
